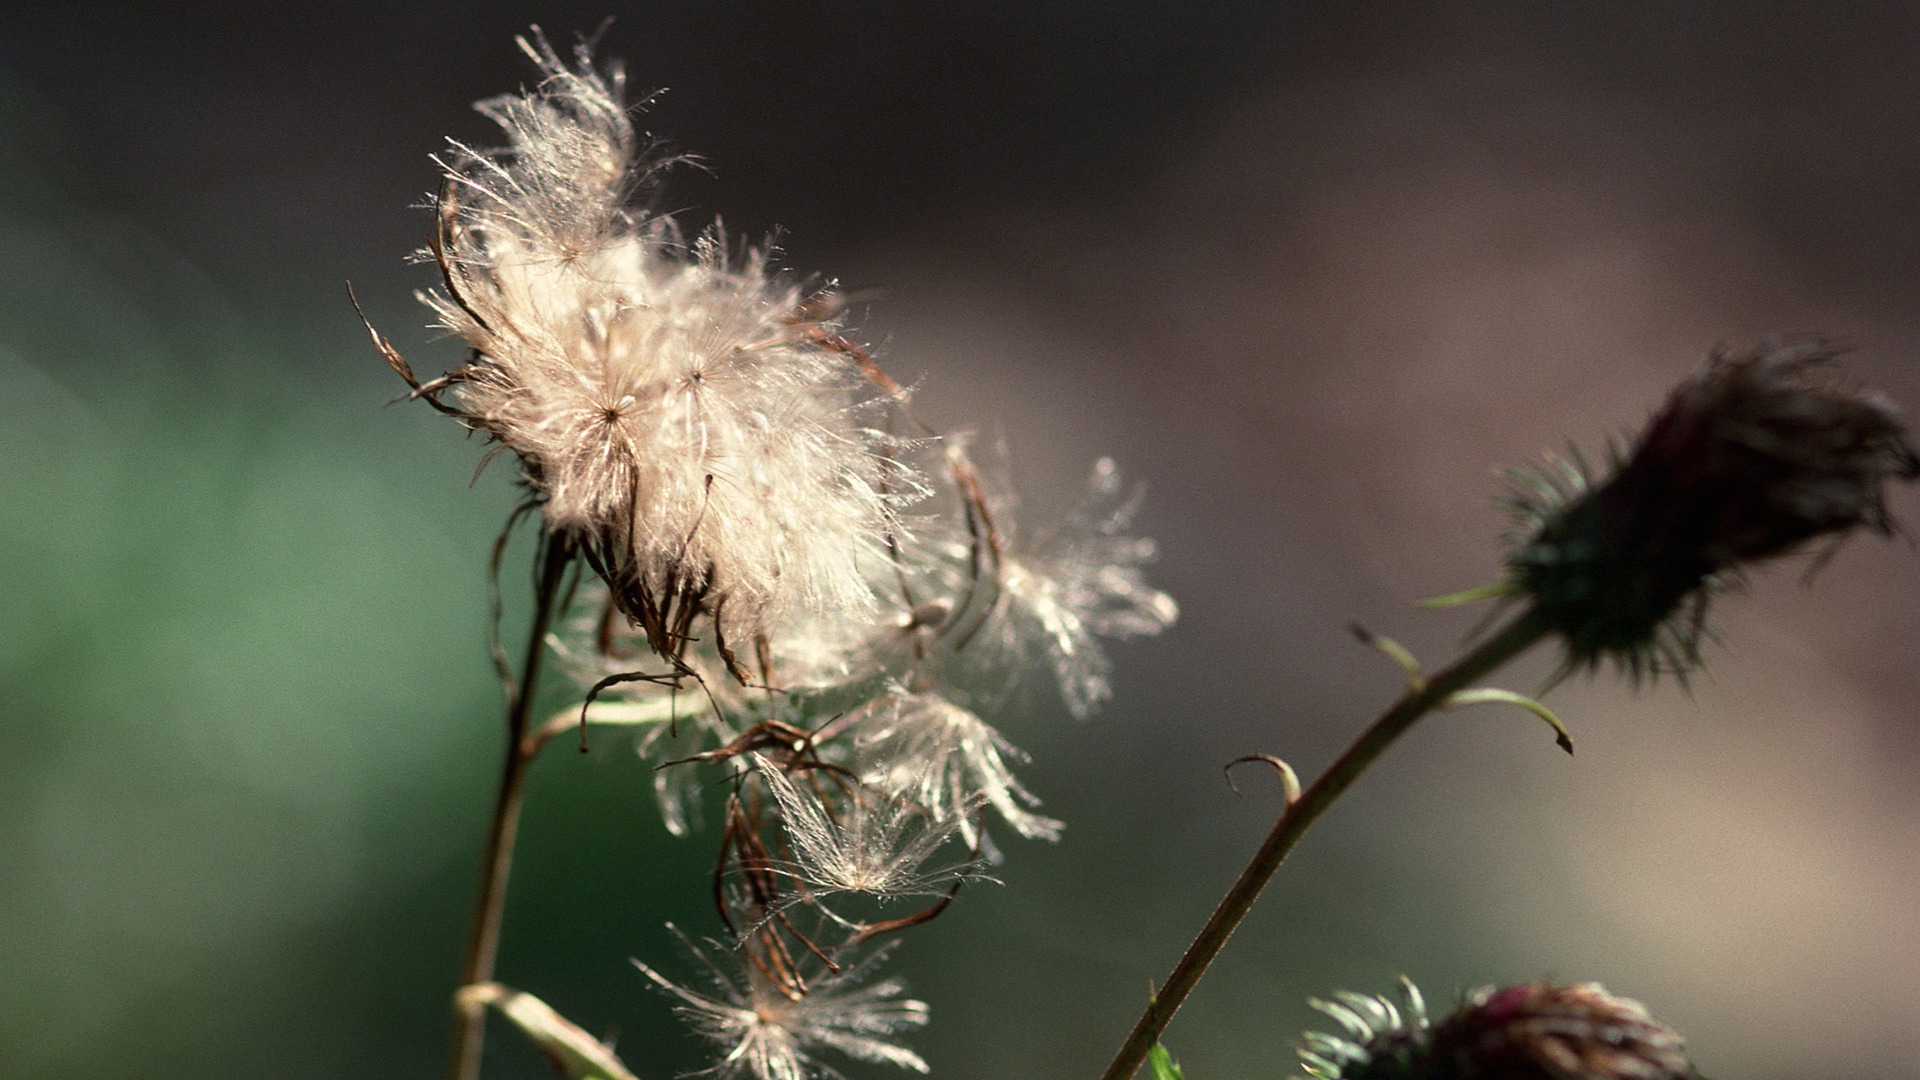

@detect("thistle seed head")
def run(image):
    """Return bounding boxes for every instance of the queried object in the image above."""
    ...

[402,30,913,670]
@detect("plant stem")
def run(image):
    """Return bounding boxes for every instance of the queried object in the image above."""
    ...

[1097,608,1551,1080]
[448,536,574,1080]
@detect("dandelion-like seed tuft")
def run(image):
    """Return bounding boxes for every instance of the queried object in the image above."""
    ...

[754,754,980,901]
[852,687,1064,847]
[636,930,931,1080]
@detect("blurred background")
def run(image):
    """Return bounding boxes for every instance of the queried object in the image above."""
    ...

[4,3,1919,1077]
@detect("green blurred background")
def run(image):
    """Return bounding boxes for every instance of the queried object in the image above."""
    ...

[4,4,1919,1078]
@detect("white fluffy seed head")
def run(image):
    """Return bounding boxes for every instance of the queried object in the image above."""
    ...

[422,31,910,655]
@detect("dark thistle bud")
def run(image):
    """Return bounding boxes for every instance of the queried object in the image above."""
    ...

[1299,980,1695,1080]
[1505,337,1919,678]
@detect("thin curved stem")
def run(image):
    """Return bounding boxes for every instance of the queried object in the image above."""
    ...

[1097,608,1551,1080]
[448,534,575,1080]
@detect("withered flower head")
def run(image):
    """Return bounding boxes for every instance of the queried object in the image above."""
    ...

[1299,980,1694,1080]
[376,31,912,675]
[1505,337,1918,678]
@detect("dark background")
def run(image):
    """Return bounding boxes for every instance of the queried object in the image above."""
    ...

[4,4,1919,1078]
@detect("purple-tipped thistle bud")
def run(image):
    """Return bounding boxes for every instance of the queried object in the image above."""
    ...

[1505,338,1919,678]
[1427,983,1693,1080]
[1299,980,1695,1080]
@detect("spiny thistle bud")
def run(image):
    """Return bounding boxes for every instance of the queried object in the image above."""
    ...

[1299,980,1695,1080]
[1504,337,1918,677]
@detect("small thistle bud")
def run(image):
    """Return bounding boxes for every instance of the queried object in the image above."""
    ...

[1505,338,1919,677]
[1427,983,1693,1080]
[1299,980,1695,1080]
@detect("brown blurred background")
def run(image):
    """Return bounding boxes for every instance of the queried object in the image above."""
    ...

[3,3,1917,1078]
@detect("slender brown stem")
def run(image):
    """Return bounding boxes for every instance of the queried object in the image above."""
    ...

[448,535,575,1080]
[1097,609,1551,1080]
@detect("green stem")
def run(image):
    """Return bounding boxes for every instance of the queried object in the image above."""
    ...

[448,536,574,1080]
[1097,608,1551,1080]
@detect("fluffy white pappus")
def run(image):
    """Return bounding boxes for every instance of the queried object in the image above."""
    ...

[636,929,931,1080]
[453,32,649,265]
[421,32,912,656]
[853,687,1063,846]
[955,446,1181,719]
[752,754,978,902]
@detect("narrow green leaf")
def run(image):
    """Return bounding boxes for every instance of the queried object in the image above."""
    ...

[1416,581,1517,608]
[459,982,641,1080]
[1149,1042,1186,1080]
[1441,687,1574,754]
[1349,624,1425,693]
